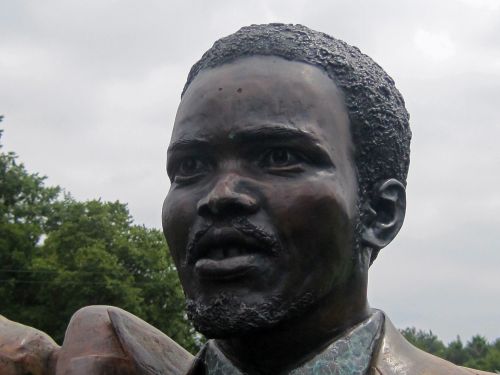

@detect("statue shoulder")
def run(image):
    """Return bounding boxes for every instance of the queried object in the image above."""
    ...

[371,313,496,375]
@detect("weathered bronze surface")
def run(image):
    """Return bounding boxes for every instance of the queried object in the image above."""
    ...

[0,24,493,374]
[0,315,59,375]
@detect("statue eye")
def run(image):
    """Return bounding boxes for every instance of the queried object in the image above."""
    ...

[175,157,208,181]
[260,148,302,170]
[268,149,290,165]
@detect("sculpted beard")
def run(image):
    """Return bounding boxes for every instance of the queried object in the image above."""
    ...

[186,292,315,338]
[184,217,292,338]
[184,214,366,338]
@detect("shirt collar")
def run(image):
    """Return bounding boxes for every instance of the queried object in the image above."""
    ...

[199,310,384,374]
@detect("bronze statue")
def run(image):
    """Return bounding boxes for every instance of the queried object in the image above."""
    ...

[0,24,493,375]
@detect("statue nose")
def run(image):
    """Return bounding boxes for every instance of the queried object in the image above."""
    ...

[197,173,258,218]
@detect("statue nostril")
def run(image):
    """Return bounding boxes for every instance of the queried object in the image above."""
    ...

[197,190,258,218]
[198,194,258,217]
[197,173,259,218]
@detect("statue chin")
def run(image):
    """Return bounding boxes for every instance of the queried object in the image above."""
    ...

[186,292,315,338]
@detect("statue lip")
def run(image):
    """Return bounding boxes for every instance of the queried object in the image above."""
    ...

[187,226,273,266]
[194,254,259,280]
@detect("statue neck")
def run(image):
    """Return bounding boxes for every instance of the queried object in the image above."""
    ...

[215,284,370,374]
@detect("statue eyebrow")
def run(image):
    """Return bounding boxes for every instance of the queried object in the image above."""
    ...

[230,125,319,143]
[167,138,209,154]
[232,125,334,164]
[167,125,334,165]
[168,126,313,152]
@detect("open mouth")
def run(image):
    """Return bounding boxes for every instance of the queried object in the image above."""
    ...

[195,253,258,280]
[202,246,253,260]
[188,227,273,280]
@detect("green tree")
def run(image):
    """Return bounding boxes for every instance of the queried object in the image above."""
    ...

[0,123,61,325]
[0,123,199,352]
[483,339,500,373]
[463,335,491,371]
[445,336,469,366]
[400,327,446,358]
[401,326,500,373]
[32,197,197,351]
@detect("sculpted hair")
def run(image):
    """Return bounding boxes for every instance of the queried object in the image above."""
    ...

[182,23,411,207]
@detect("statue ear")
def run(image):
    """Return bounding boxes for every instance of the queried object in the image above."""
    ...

[361,178,406,250]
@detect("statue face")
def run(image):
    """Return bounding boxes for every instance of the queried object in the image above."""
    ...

[162,56,361,337]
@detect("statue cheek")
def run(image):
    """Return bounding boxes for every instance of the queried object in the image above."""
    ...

[162,191,197,265]
[272,181,354,247]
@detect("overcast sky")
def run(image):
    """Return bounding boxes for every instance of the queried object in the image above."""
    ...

[1,0,499,343]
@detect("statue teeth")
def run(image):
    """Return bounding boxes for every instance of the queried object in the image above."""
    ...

[226,247,240,257]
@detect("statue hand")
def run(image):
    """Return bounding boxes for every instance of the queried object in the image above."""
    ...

[55,306,194,375]
[55,306,137,375]
[0,315,59,375]
[1,306,194,375]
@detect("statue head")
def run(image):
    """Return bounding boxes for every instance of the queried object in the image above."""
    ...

[162,24,411,339]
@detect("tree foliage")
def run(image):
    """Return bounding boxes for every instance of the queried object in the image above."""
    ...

[0,123,199,352]
[401,328,500,373]
[400,327,446,358]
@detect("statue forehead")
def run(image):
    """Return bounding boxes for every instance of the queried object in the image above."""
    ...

[180,55,338,99]
[173,55,350,141]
